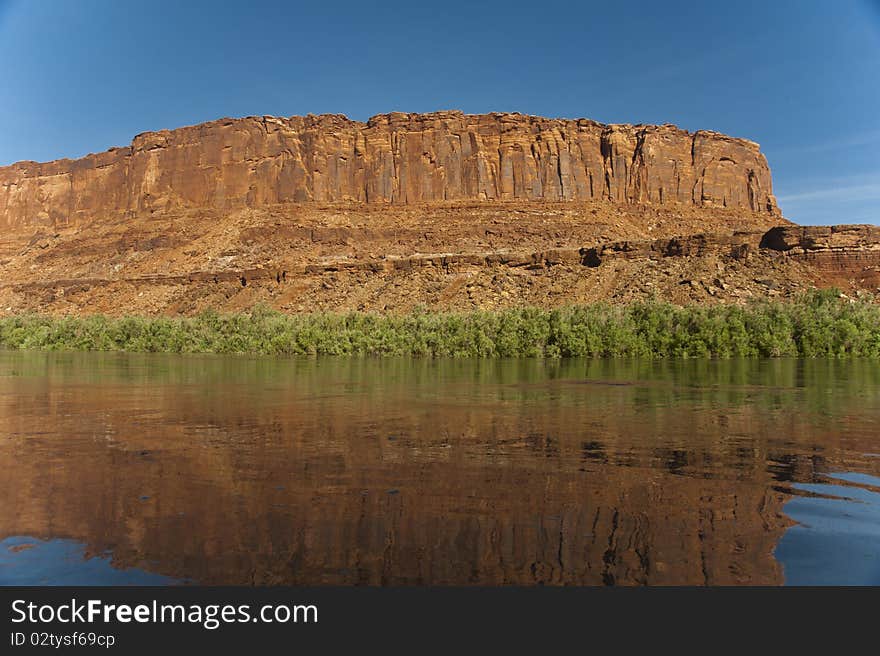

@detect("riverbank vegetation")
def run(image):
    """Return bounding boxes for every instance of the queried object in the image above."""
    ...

[1,290,878,358]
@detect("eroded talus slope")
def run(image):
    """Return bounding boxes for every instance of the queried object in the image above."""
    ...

[0,200,797,315]
[0,111,778,231]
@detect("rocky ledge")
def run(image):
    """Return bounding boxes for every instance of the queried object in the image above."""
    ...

[2,223,878,316]
[759,225,880,288]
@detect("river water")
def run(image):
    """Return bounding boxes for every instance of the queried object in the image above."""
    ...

[1,352,878,585]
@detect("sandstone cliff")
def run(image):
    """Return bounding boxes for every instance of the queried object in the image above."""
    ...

[0,111,778,230]
[6,109,876,316]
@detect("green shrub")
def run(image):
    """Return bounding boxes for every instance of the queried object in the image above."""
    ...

[1,291,878,358]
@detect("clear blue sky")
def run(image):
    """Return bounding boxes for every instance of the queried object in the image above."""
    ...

[1,0,878,225]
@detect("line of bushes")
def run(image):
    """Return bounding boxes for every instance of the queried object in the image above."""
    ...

[0,290,878,358]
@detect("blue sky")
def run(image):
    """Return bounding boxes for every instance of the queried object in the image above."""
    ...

[0,0,878,225]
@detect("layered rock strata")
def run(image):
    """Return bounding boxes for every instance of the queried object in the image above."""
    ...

[4,223,877,315]
[760,225,880,288]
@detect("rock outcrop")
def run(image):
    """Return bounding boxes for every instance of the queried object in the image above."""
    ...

[0,111,778,231]
[761,225,880,288]
[760,224,880,252]
[583,231,767,266]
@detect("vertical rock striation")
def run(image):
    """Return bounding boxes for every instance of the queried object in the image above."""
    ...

[0,111,777,230]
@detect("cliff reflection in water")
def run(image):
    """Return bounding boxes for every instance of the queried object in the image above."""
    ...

[1,353,878,585]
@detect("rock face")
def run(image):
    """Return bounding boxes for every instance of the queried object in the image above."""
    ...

[0,111,778,231]
[583,231,767,266]
[761,225,880,288]
[761,224,880,252]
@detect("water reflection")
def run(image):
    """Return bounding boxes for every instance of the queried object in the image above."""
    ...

[0,352,878,585]
[775,473,880,585]
[0,536,180,585]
